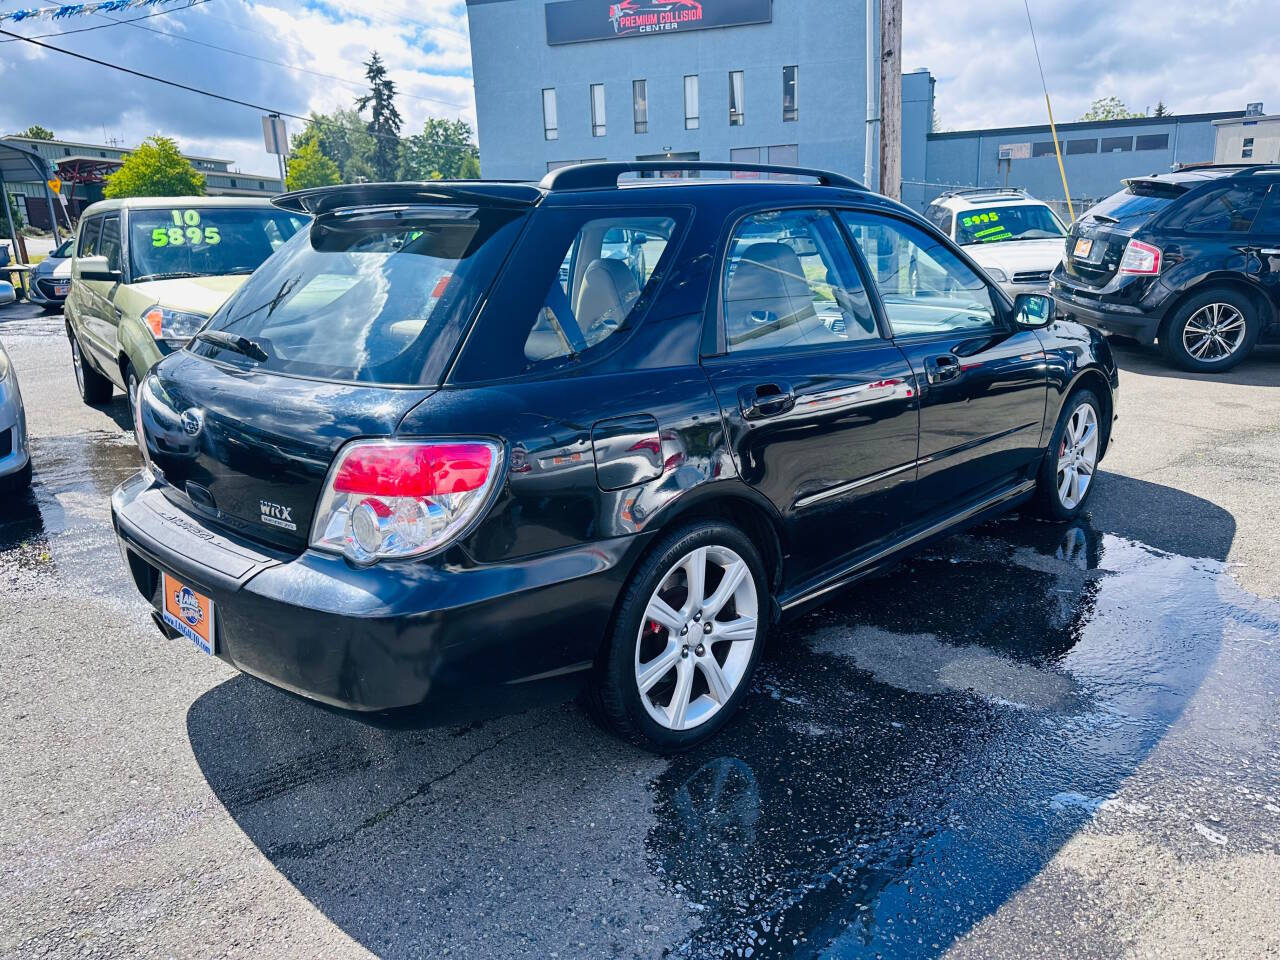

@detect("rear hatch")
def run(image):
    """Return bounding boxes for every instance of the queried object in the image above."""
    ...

[1064,178,1187,287]
[139,197,531,553]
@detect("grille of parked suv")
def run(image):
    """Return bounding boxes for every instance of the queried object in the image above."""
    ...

[1013,270,1051,285]
[0,427,12,459]
[36,278,63,298]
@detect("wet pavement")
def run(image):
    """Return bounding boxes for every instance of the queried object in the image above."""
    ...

[1,305,1278,959]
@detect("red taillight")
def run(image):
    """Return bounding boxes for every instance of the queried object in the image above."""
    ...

[332,442,493,498]
[1119,239,1161,275]
[312,439,503,564]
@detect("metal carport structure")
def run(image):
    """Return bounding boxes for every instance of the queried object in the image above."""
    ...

[1,139,63,265]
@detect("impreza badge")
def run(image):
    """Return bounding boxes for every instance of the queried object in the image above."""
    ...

[259,499,296,531]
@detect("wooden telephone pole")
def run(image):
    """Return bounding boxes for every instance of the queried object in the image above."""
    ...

[879,0,902,200]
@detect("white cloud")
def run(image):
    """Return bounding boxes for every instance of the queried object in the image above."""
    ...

[904,0,1277,131]
[0,0,476,173]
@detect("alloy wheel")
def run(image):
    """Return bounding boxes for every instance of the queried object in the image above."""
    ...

[1056,402,1099,510]
[1182,303,1246,363]
[634,545,759,732]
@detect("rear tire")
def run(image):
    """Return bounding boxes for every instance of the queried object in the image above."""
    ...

[592,520,768,752]
[1032,388,1103,521]
[69,333,113,406]
[1159,286,1259,373]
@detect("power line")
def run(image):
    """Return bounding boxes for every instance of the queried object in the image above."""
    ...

[0,26,479,156]
[100,10,469,110]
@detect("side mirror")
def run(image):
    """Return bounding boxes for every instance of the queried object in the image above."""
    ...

[77,255,121,283]
[1013,292,1055,329]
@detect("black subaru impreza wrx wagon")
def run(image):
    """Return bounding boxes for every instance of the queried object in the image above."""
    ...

[112,161,1117,751]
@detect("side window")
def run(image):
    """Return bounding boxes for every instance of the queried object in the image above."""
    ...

[524,216,677,368]
[840,211,1000,337]
[1166,183,1268,234]
[722,209,877,354]
[77,217,102,258]
[99,217,123,272]
[924,204,953,236]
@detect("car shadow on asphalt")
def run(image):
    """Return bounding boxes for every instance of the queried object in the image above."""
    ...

[1110,339,1280,387]
[186,473,1270,959]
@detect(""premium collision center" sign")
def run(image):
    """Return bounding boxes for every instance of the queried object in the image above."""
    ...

[545,0,772,46]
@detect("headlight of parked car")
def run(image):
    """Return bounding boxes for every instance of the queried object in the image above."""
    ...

[0,349,9,383]
[984,266,1009,283]
[143,306,208,348]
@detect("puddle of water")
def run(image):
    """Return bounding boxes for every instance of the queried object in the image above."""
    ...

[648,519,1279,959]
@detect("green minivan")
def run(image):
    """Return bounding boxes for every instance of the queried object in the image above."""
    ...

[65,196,306,413]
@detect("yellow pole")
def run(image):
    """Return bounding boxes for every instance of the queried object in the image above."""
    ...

[1044,93,1075,222]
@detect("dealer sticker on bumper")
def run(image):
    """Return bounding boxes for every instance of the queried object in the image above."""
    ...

[161,572,215,655]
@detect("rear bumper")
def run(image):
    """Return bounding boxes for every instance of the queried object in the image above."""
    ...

[111,472,645,715]
[1051,271,1170,344]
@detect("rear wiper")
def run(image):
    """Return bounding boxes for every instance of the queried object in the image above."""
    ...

[196,330,268,362]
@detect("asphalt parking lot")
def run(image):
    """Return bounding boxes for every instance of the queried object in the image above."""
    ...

[1,303,1277,959]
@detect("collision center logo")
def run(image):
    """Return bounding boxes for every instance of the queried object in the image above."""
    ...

[173,585,205,628]
[608,0,702,35]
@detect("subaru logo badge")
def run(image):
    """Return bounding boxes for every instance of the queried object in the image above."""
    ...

[181,409,204,437]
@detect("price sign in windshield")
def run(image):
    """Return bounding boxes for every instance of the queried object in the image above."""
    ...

[151,209,221,248]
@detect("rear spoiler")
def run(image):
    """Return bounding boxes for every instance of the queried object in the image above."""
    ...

[273,181,543,216]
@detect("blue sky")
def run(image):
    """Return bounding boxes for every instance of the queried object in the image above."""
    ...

[1,0,1277,176]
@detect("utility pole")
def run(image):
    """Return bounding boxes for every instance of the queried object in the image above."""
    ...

[879,0,902,200]
[863,0,881,192]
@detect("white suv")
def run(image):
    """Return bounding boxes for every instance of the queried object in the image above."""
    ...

[923,189,1068,296]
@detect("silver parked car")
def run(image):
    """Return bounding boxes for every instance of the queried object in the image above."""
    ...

[0,337,31,491]
[28,236,74,311]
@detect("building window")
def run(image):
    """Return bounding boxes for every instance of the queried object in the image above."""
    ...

[1032,141,1057,157]
[768,143,798,167]
[729,146,762,177]
[542,88,558,141]
[633,80,648,134]
[782,65,798,122]
[1243,148,1254,159]
[684,75,700,130]
[229,178,237,188]
[729,70,745,126]
[63,147,71,156]
[258,181,265,190]
[1101,136,1132,152]
[590,83,606,137]
[1243,137,1255,147]
[1066,138,1098,155]
[1135,134,1169,151]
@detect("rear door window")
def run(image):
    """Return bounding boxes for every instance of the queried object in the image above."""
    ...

[1252,185,1280,237]
[1164,183,1269,234]
[721,208,878,353]
[189,204,528,386]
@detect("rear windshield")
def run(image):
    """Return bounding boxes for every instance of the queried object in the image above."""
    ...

[129,206,307,282]
[954,204,1065,245]
[189,204,527,386]
[1084,180,1187,224]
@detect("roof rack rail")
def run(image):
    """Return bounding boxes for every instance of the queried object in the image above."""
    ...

[935,186,1031,200]
[538,161,865,192]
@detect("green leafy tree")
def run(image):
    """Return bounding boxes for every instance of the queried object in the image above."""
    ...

[355,51,403,181]
[400,118,481,181]
[19,124,55,140]
[103,136,204,198]
[285,140,341,190]
[291,109,376,183]
[1079,96,1145,122]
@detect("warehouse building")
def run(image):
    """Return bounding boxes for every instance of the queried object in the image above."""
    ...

[1,134,283,229]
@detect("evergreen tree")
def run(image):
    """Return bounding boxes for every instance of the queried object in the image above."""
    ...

[355,52,403,181]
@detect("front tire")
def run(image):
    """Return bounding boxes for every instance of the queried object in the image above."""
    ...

[593,521,768,752]
[69,333,113,406]
[1159,287,1259,373]
[1032,389,1103,521]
